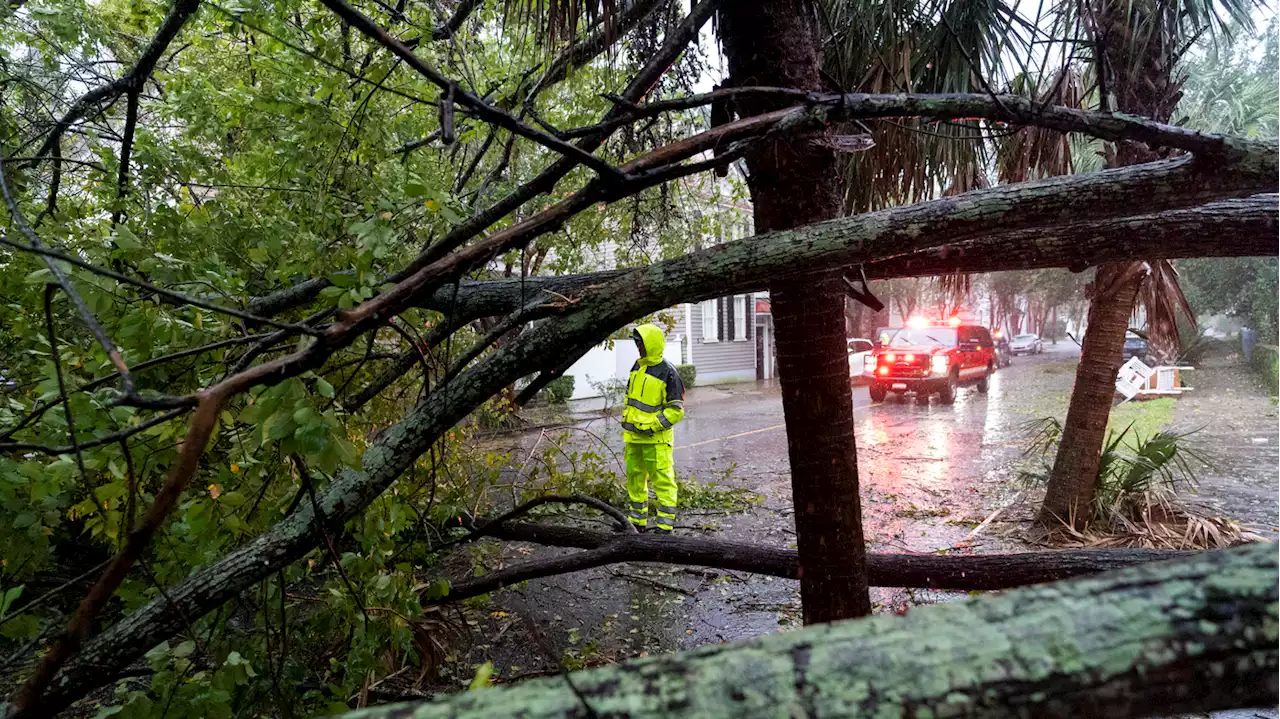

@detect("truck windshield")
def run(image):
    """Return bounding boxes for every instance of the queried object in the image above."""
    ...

[888,328,957,347]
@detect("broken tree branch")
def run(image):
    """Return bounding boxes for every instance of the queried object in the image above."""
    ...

[23,0,202,168]
[440,520,1189,601]
[20,147,1276,716]
[251,0,724,316]
[429,0,479,40]
[245,94,1274,322]
[318,0,628,183]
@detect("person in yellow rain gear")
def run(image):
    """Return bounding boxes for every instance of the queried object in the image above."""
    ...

[622,324,685,534]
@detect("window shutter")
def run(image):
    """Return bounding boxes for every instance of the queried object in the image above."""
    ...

[746,298,754,340]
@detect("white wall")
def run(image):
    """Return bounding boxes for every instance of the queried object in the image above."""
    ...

[565,345,618,400]
[566,333,683,400]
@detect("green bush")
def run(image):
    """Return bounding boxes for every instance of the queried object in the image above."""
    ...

[1017,416,1207,524]
[676,364,696,388]
[1251,345,1279,397]
[541,375,575,405]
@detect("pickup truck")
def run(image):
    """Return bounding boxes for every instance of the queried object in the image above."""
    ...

[869,320,996,404]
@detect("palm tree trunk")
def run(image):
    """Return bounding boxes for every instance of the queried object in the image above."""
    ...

[1037,0,1183,530]
[720,0,871,623]
[1040,264,1142,526]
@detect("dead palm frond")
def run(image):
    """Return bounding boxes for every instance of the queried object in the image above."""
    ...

[1059,505,1265,549]
[504,0,622,48]
[996,66,1085,183]
[1017,416,1261,549]
[1137,259,1196,361]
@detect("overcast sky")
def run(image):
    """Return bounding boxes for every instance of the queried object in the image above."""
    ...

[684,0,1279,94]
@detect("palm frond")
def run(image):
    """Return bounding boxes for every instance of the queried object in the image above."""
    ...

[1176,18,1279,137]
[1138,259,1196,359]
[503,0,620,48]
[997,65,1085,183]
[820,0,1027,214]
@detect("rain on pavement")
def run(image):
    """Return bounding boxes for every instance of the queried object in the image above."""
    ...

[432,342,1279,695]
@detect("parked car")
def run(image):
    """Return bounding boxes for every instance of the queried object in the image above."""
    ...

[1122,334,1149,361]
[868,319,995,404]
[848,338,875,384]
[993,331,1012,368]
[1009,333,1043,355]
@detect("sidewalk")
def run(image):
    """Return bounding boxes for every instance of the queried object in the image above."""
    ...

[1169,357,1279,539]
[565,379,779,417]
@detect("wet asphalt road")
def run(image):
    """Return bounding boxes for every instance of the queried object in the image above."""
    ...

[567,342,1082,552]
[437,343,1278,714]
[447,346,1077,679]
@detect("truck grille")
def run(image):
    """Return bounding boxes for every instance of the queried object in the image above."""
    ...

[889,367,925,378]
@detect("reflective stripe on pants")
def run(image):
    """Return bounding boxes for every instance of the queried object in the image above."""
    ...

[628,500,647,528]
[624,442,676,530]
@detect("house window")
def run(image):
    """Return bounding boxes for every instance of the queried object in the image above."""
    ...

[734,295,747,341]
[701,300,718,342]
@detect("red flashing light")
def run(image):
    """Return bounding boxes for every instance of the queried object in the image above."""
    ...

[877,366,890,376]
[948,316,962,327]
[904,353,915,363]
[885,352,896,363]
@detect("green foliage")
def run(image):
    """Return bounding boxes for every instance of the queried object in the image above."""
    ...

[541,375,576,405]
[675,364,696,388]
[1171,24,1278,347]
[1251,345,1279,397]
[1018,416,1207,522]
[1176,18,1279,140]
[467,661,495,691]
[501,432,758,515]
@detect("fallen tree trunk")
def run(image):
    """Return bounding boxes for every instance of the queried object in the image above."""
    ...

[440,522,1187,601]
[865,193,1278,279]
[347,542,1280,718]
[400,194,1278,323]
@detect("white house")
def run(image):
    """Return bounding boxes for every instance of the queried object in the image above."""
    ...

[559,168,769,398]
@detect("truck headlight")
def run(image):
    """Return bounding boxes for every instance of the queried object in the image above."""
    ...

[930,355,949,375]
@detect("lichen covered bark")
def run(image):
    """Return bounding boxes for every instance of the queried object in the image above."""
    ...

[345,544,1277,719]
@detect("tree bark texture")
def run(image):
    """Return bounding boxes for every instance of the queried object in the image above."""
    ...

[440,521,1190,601]
[1040,0,1185,530]
[1040,266,1143,526]
[421,194,1276,319]
[719,0,871,624]
[339,543,1278,719]
[24,152,1276,716]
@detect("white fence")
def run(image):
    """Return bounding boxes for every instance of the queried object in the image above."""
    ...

[565,336,682,400]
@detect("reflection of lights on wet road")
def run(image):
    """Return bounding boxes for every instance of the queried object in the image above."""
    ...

[853,380,1001,495]
[982,368,1006,442]
[916,412,954,489]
